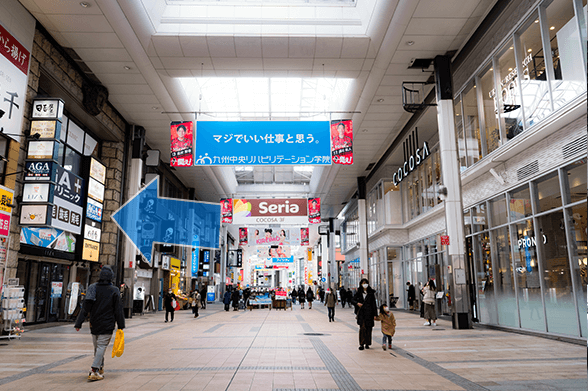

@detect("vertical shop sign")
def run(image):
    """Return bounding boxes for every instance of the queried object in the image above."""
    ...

[170,121,194,167]
[191,248,199,278]
[0,23,30,144]
[300,227,309,246]
[307,198,321,224]
[330,119,353,165]
[239,227,248,246]
[220,198,233,223]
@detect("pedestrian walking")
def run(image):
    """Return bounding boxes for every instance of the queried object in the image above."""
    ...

[290,288,297,304]
[298,287,306,309]
[163,288,177,322]
[74,266,125,382]
[406,281,416,311]
[223,288,232,311]
[319,287,325,303]
[376,304,396,350]
[192,290,200,318]
[351,278,377,350]
[232,288,240,311]
[200,287,207,309]
[346,288,354,309]
[324,288,337,322]
[339,286,347,308]
[422,279,437,326]
[306,287,315,309]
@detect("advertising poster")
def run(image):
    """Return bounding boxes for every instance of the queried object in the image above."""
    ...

[239,227,248,246]
[221,198,233,223]
[51,281,63,298]
[301,227,309,245]
[170,121,194,167]
[248,227,301,246]
[330,119,353,165]
[0,212,10,237]
[86,198,103,222]
[308,198,321,224]
[20,227,76,252]
[257,245,293,263]
[25,161,56,182]
[30,120,60,139]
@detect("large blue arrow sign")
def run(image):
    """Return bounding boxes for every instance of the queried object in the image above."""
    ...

[111,177,221,264]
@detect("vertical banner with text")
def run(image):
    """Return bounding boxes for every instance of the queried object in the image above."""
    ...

[221,198,233,223]
[308,198,321,224]
[170,121,194,167]
[239,227,248,246]
[331,119,353,165]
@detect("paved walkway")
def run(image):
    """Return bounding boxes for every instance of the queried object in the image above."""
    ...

[0,302,585,391]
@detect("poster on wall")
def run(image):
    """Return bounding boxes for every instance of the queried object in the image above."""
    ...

[300,227,309,245]
[170,121,193,167]
[330,119,353,165]
[0,24,30,144]
[221,198,233,223]
[308,198,321,224]
[239,227,248,246]
[248,227,301,246]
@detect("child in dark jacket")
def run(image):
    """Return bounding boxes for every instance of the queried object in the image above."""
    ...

[376,304,396,350]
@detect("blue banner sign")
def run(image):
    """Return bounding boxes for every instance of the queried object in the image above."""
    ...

[191,248,199,277]
[272,256,294,263]
[195,121,332,166]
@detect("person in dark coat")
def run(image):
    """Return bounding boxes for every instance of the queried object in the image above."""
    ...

[163,288,177,323]
[406,281,416,310]
[290,288,297,304]
[351,278,378,350]
[223,288,232,311]
[231,288,240,311]
[339,286,347,308]
[306,287,315,309]
[298,287,306,309]
[200,287,207,309]
[346,288,354,308]
[75,265,125,381]
[319,287,325,303]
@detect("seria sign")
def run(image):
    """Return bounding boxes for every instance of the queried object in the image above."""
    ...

[392,141,430,186]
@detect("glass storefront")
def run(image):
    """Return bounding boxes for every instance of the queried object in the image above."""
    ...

[465,159,587,337]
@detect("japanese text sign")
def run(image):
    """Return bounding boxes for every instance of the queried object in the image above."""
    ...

[0,185,13,214]
[170,121,194,167]
[0,23,29,144]
[195,121,332,166]
[220,198,232,223]
[0,212,10,237]
[308,198,321,224]
[331,119,353,165]
[232,198,308,225]
[82,239,99,262]
[55,165,84,206]
[51,196,82,235]
[25,161,56,182]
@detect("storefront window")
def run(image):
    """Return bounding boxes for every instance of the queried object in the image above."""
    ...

[513,219,545,332]
[563,159,587,204]
[496,40,525,139]
[479,65,500,154]
[545,0,587,110]
[464,209,472,235]
[454,97,468,171]
[534,171,562,213]
[491,226,517,327]
[517,12,552,129]
[425,157,435,210]
[536,210,576,335]
[472,203,488,232]
[567,202,587,337]
[433,150,442,204]
[474,232,496,324]
[509,185,533,221]
[489,195,508,227]
[462,82,482,165]
[63,146,82,176]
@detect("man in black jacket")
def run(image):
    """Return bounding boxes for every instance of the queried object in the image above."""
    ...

[351,278,377,350]
[75,265,125,381]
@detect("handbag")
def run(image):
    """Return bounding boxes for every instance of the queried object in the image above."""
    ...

[111,329,124,358]
[171,299,177,308]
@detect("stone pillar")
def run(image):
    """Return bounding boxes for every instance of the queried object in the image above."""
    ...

[357,177,369,280]
[101,141,124,274]
[434,55,472,329]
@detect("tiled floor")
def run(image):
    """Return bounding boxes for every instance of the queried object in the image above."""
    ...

[0,303,585,391]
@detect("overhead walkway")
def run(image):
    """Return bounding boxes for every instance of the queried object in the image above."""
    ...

[0,304,585,391]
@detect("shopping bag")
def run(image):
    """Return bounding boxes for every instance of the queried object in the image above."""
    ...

[174,300,181,311]
[111,329,124,358]
[171,299,177,308]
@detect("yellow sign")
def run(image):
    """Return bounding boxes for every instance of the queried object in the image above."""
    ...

[170,270,180,295]
[170,257,181,271]
[0,185,13,214]
[307,248,312,261]
[82,239,100,262]
[30,120,57,139]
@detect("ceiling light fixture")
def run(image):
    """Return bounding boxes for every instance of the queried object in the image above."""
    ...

[361,129,368,132]
[509,46,513,50]
[151,106,159,110]
[527,48,532,52]
[123,66,131,70]
[377,98,384,103]
[406,41,415,46]
[80,1,90,7]
[534,19,539,23]
[550,26,555,30]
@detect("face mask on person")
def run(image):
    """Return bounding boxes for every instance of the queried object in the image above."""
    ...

[383,306,389,313]
[362,283,368,289]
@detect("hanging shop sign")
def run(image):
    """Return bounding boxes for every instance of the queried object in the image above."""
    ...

[31,98,64,120]
[51,196,82,235]
[308,198,321,224]
[228,249,243,267]
[220,198,233,223]
[20,204,51,226]
[239,227,248,246]
[247,227,301,246]
[392,140,430,186]
[232,198,308,225]
[301,227,309,246]
[257,245,292,259]
[330,119,353,165]
[191,248,199,278]
[22,182,53,203]
[0,185,12,215]
[87,177,105,203]
[0,24,30,144]
[0,212,10,237]
[25,161,57,182]
[55,165,84,206]
[30,120,61,140]
[86,197,103,222]
[27,140,59,161]
[20,227,76,252]
[66,120,84,153]
[82,239,100,262]
[194,121,332,166]
[84,221,102,242]
[89,158,106,184]
[170,121,194,167]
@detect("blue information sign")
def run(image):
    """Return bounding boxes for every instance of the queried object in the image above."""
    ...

[194,121,332,166]
[191,248,199,277]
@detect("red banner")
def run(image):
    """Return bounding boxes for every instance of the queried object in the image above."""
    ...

[239,227,248,246]
[221,198,233,223]
[300,227,309,245]
[170,121,193,167]
[0,24,30,75]
[331,119,353,165]
[308,198,321,224]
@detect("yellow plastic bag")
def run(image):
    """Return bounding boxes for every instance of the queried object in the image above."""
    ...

[111,329,124,358]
